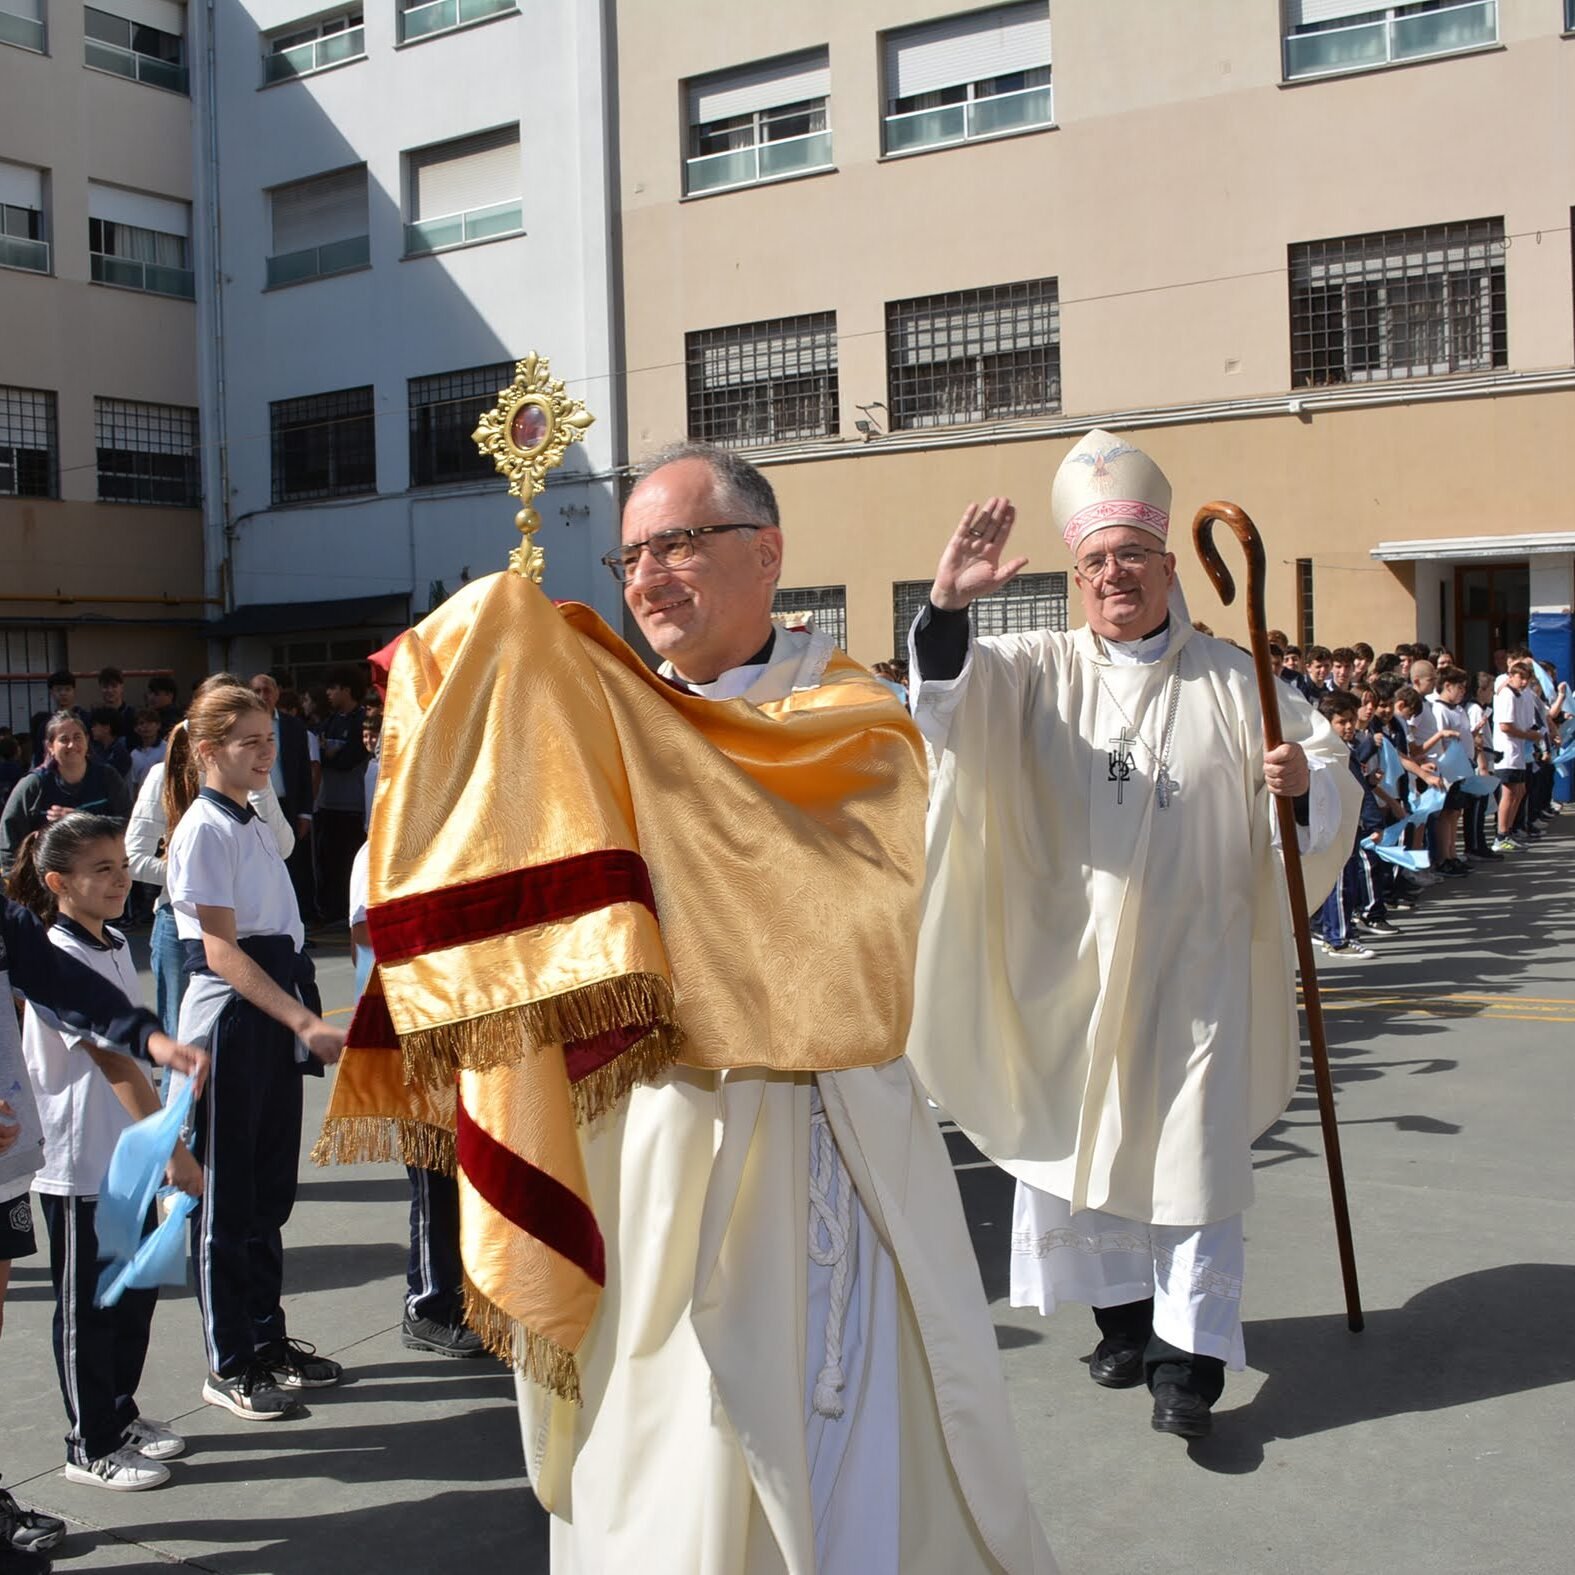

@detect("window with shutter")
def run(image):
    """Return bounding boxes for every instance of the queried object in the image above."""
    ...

[263,8,364,84]
[267,166,370,287]
[0,160,48,274]
[0,0,45,52]
[88,184,193,298]
[1282,0,1497,80]
[684,49,832,196]
[882,3,1051,155]
[83,1,187,92]
[405,127,522,255]
[397,0,515,47]
[772,587,848,650]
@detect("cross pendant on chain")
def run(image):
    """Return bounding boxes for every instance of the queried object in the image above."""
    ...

[1107,728,1136,804]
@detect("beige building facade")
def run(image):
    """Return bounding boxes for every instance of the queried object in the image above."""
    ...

[0,0,206,732]
[614,0,1575,674]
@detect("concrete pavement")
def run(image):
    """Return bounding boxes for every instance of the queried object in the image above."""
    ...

[4,822,1573,1572]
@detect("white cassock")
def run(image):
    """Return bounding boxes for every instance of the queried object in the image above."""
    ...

[518,621,1059,1575]
[906,612,1359,1367]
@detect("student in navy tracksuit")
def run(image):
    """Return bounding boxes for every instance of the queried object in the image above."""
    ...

[347,844,481,1358]
[11,816,204,1493]
[163,679,347,1420]
[0,861,206,1556]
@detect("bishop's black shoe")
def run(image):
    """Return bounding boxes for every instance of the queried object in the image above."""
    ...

[1087,1339,1146,1389]
[1150,1381,1214,1439]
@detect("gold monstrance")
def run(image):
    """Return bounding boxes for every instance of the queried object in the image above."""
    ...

[472,353,596,583]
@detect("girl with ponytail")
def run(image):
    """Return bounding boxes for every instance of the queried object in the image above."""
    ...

[163,681,344,1420]
[125,678,294,1037]
[12,816,203,1491]
[0,827,207,1540]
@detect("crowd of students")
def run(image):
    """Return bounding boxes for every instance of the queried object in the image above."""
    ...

[0,629,1568,1558]
[0,670,377,1561]
[1269,637,1568,960]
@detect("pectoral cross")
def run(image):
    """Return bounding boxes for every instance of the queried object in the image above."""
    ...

[1107,729,1136,804]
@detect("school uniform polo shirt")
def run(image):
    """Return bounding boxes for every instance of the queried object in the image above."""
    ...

[166,788,304,950]
[23,919,139,1197]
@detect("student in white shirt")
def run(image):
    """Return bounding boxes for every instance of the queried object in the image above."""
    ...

[1491,661,1541,851]
[164,680,345,1421]
[10,815,204,1492]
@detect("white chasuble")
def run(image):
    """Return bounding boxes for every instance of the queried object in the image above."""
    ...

[518,623,1058,1575]
[907,617,1361,1228]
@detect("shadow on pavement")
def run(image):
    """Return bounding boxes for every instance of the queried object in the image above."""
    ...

[1190,1263,1575,1475]
[133,1483,549,1574]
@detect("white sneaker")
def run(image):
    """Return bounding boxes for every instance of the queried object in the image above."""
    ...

[63,1445,170,1492]
[122,1417,185,1461]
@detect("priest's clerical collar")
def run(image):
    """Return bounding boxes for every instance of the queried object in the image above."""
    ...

[665,627,776,696]
[1099,617,1172,666]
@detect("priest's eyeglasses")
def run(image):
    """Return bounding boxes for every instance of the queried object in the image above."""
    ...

[601,525,759,582]
[1076,545,1167,582]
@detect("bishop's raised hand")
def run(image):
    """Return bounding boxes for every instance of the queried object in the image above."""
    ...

[930,497,1029,612]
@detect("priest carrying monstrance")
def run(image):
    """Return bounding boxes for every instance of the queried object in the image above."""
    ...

[906,429,1361,1439]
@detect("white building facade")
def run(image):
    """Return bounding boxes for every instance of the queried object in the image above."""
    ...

[190,0,622,682]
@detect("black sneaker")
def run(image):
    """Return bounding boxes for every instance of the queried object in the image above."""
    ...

[0,1486,66,1554]
[401,1313,486,1359]
[202,1363,299,1420]
[1361,916,1401,936]
[256,1337,343,1389]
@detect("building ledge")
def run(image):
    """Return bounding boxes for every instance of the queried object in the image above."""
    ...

[1371,533,1575,564]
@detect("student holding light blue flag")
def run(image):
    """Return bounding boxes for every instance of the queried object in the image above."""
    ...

[8,814,207,1496]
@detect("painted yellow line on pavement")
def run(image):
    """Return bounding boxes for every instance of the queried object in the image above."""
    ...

[324,1006,353,1019]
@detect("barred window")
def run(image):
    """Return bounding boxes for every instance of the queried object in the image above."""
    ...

[270,385,376,504]
[409,361,515,488]
[886,280,1059,430]
[94,398,199,506]
[1297,558,1315,646]
[892,572,1066,660]
[0,385,58,498]
[773,585,847,649]
[1289,218,1506,387]
[687,313,838,449]
[0,627,66,735]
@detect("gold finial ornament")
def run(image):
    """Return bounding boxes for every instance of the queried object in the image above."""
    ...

[472,352,596,582]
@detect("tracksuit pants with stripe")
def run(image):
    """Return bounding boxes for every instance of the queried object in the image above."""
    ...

[406,1166,463,1324]
[39,1194,155,1466]
[189,996,304,1379]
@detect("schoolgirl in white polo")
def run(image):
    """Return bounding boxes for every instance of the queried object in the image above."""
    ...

[163,679,346,1420]
[12,815,203,1492]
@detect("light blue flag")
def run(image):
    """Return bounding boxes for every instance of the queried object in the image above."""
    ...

[1403,785,1448,828]
[1436,738,1475,787]
[1456,774,1499,798]
[1377,735,1406,797]
[96,1192,197,1308]
[1554,735,1575,769]
[1532,660,1556,702]
[1368,841,1431,871]
[94,1080,196,1307]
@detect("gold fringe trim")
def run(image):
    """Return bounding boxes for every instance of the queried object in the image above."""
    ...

[398,972,680,1088]
[463,1272,582,1404]
[569,1024,682,1127]
[310,1117,457,1177]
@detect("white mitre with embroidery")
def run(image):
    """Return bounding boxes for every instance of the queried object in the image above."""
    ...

[1051,429,1171,553]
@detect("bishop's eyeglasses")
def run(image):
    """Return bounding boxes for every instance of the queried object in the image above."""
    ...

[1075,545,1167,582]
[601,524,759,583]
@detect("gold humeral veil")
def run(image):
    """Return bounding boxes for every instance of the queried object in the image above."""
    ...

[316,570,928,1399]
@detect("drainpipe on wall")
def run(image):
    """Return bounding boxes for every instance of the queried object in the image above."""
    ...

[204,0,234,617]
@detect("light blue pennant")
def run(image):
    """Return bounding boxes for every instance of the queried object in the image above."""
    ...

[1377,735,1406,797]
[94,1080,197,1307]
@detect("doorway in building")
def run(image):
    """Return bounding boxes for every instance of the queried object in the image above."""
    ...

[1454,563,1529,674]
